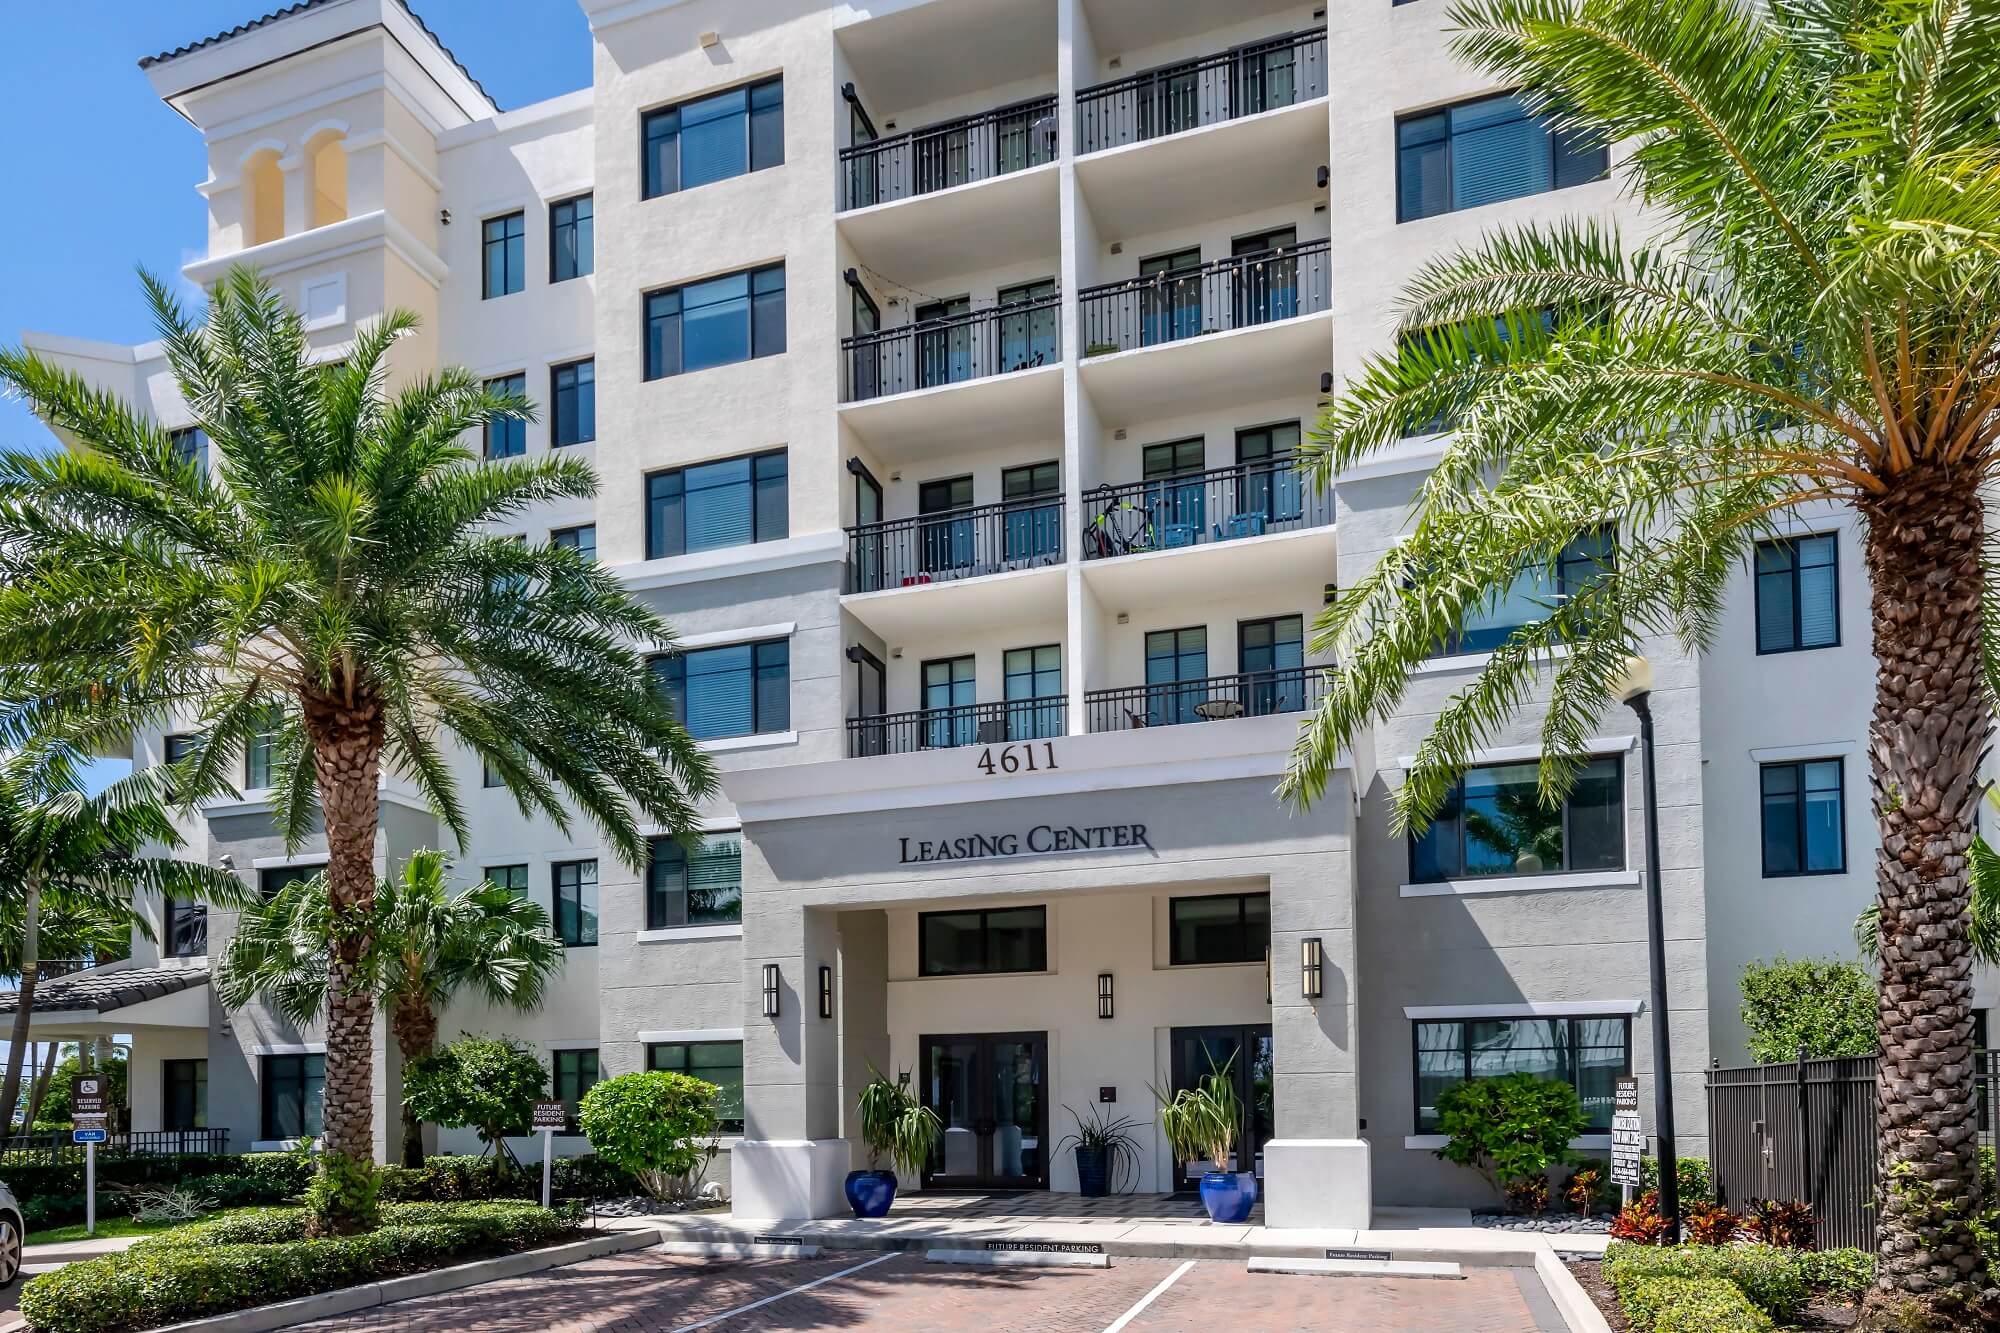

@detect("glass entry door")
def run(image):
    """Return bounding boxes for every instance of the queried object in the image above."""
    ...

[1167,1025,1274,1191]
[920,1031,1049,1189]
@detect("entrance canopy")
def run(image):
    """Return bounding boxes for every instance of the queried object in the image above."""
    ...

[0,963,210,1038]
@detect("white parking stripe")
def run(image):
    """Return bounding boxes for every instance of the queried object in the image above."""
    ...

[671,1251,898,1331]
[1101,1259,1197,1332]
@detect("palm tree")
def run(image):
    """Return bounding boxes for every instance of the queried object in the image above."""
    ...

[1282,2,2000,1323]
[217,849,565,1166]
[1856,794,2000,968]
[0,270,715,1229]
[0,747,246,1134]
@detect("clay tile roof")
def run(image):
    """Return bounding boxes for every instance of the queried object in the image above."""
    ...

[0,964,208,1016]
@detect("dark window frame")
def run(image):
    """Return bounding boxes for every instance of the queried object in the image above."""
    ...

[549,193,594,282]
[550,357,596,446]
[647,1040,745,1133]
[481,211,526,299]
[1760,757,1848,878]
[553,858,599,947]
[260,1052,325,1141]
[1395,90,1608,223]
[485,863,530,896]
[163,1058,207,1131]
[641,75,784,201]
[551,524,597,560]
[648,638,791,740]
[917,905,1049,977]
[552,1048,600,1125]
[646,831,744,930]
[1432,525,1616,657]
[165,896,207,958]
[1408,755,1627,883]
[1411,1015,1631,1133]
[644,448,789,559]
[643,263,787,380]
[258,865,314,900]
[1168,892,1271,966]
[1753,532,1840,655]
[483,373,527,460]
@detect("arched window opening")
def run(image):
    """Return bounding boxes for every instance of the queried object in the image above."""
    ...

[305,131,348,229]
[244,149,284,247]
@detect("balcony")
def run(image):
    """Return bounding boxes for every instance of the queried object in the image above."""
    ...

[846,498,1064,594]
[1077,28,1328,156]
[1080,460,1332,561]
[841,95,1058,211]
[1080,240,1329,358]
[847,696,1065,758]
[844,295,1062,404]
[1084,666,1328,733]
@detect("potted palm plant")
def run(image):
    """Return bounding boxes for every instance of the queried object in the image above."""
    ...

[1153,1057,1256,1223]
[1055,1103,1143,1198]
[848,1068,942,1218]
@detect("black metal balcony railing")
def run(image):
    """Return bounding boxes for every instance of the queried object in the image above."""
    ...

[848,696,1067,757]
[1085,666,1328,733]
[844,295,1062,402]
[842,94,1059,210]
[1078,28,1329,155]
[847,498,1063,593]
[1079,240,1330,356]
[1080,460,1333,560]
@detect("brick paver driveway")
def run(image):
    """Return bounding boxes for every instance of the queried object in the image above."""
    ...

[301,1249,1565,1332]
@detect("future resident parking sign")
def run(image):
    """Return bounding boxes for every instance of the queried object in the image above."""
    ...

[1610,1076,1643,1188]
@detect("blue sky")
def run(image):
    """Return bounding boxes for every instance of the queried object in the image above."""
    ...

[0,2,593,801]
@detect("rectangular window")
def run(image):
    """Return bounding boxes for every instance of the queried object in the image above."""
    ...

[244,712,278,789]
[1002,644,1063,741]
[1410,756,1625,882]
[481,754,506,788]
[553,1049,600,1116]
[647,832,743,929]
[1761,759,1846,876]
[1437,526,1615,656]
[642,77,784,199]
[163,1059,207,1131]
[644,449,788,558]
[1144,625,1209,726]
[486,864,530,896]
[1415,1016,1630,1132]
[1755,534,1838,654]
[162,732,195,801]
[1397,91,1607,222]
[1170,892,1270,965]
[260,1053,325,1141]
[922,654,976,750]
[919,906,1048,976]
[549,194,593,281]
[551,524,597,561]
[1001,461,1061,562]
[258,865,313,899]
[549,359,595,446]
[168,427,209,472]
[165,897,207,957]
[649,640,790,740]
[1239,615,1306,716]
[648,1040,744,1132]
[482,211,525,299]
[484,374,527,460]
[553,859,599,947]
[644,263,786,379]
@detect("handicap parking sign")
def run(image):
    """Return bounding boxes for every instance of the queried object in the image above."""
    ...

[72,1128,108,1144]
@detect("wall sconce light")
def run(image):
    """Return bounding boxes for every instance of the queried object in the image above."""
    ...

[1320,371,1334,395]
[1265,945,1272,1004]
[818,965,834,1019]
[1097,972,1114,1020]
[1301,938,1324,999]
[438,208,451,227]
[761,964,781,1017]
[1316,165,1329,189]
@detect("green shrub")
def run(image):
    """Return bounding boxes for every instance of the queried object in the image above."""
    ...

[1613,1274,1774,1333]
[1796,1247,1873,1297]
[21,1201,580,1333]
[550,1151,639,1199]
[403,1035,546,1155]
[373,1152,637,1203]
[1431,1073,1585,1194]
[304,1151,380,1236]
[1603,1242,1809,1323]
[1738,956,1874,1062]
[578,1071,719,1199]
[7,1152,311,1232]
[1638,1154,1715,1204]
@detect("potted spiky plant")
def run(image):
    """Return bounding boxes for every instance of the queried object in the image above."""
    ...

[848,1067,941,1218]
[1055,1103,1144,1198]
[1153,1055,1254,1223]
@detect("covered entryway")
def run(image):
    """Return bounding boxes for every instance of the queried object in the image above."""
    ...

[1168,1024,1274,1190]
[919,1031,1049,1189]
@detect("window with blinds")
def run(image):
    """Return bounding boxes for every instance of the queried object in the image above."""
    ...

[646,832,743,929]
[1397,91,1606,222]
[553,859,598,947]
[642,77,783,200]
[649,1040,744,1131]
[645,449,787,559]
[650,640,790,741]
[644,264,786,380]
[1754,533,1838,653]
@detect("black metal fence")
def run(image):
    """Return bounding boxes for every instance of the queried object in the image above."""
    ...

[1077,28,1329,155]
[0,1127,230,1164]
[848,696,1066,757]
[845,498,1063,593]
[843,294,1061,402]
[1085,666,1328,733]
[1079,239,1331,356]
[1080,462,1334,559]
[842,94,1058,209]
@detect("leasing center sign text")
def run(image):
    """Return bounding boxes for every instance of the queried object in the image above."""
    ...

[898,823,1153,865]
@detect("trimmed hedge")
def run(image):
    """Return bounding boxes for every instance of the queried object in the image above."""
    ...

[1613,1275,1774,1333]
[1603,1243,1808,1323]
[375,1153,637,1203]
[18,1201,582,1333]
[9,1153,313,1232]
[1796,1247,1874,1297]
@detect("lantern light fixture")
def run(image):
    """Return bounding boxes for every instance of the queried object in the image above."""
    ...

[1096,972,1114,1020]
[761,963,781,1017]
[1301,937,1324,999]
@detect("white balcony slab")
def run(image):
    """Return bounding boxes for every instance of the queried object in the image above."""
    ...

[1079,311,1332,425]
[839,161,1060,291]
[839,362,1064,463]
[1077,96,1332,239]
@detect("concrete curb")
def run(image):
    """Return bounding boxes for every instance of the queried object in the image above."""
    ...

[148,1228,662,1333]
[924,1248,1110,1269]
[1248,1255,1464,1280]
[1534,1248,1615,1333]
[656,1239,823,1260]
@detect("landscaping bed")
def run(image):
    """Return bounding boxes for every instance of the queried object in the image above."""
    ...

[1569,1243,1868,1331]
[16,1200,586,1333]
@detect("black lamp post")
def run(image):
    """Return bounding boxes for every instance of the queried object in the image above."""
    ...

[1613,653,1681,1244]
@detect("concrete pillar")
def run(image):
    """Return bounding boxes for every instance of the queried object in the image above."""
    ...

[278,154,308,239]
[735,896,849,1218]
[837,909,890,1160]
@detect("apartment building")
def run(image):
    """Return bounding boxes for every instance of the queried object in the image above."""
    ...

[15,0,1959,1219]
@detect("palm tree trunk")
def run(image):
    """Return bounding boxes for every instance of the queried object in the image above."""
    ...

[1860,463,1994,1328]
[303,689,385,1231]
[391,991,438,1168]
[1,875,43,1134]
[22,1042,58,1131]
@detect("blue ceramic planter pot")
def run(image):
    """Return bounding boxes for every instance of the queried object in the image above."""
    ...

[845,1169,898,1218]
[1198,1170,1258,1224]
